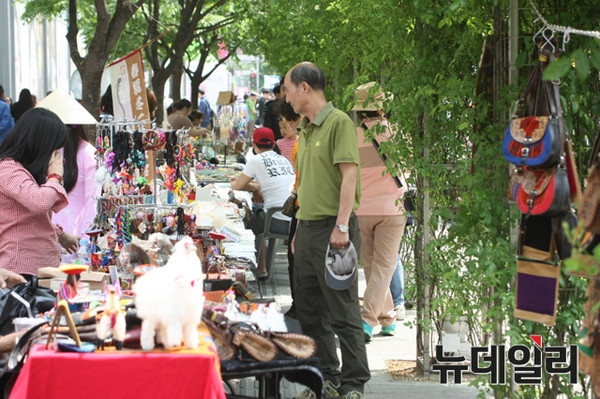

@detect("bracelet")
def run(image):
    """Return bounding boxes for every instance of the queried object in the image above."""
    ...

[48,173,63,185]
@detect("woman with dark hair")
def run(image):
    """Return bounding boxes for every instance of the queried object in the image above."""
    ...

[37,89,101,241]
[167,99,204,137]
[53,124,99,239]
[0,107,79,277]
[10,89,35,123]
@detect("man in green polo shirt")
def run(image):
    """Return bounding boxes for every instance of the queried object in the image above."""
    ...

[284,62,369,399]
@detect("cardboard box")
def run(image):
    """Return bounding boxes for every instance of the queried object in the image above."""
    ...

[216,91,236,105]
[37,267,111,291]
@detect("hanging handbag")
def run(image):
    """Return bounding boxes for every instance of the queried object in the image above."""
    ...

[502,48,564,168]
[503,116,562,168]
[516,166,570,217]
[578,128,600,233]
[514,257,560,326]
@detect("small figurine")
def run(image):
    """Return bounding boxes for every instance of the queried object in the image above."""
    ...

[223,289,239,322]
[58,264,88,312]
[96,281,126,350]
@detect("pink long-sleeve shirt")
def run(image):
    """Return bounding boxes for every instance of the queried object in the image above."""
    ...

[0,159,68,275]
[53,140,100,238]
[356,119,407,216]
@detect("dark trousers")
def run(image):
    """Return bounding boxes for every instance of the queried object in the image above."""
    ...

[287,211,298,306]
[293,213,370,394]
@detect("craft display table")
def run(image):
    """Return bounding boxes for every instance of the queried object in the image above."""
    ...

[10,337,226,399]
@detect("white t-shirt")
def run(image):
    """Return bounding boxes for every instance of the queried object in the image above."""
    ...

[242,150,295,221]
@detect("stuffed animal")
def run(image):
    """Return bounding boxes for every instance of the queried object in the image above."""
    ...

[134,236,203,351]
[96,281,126,350]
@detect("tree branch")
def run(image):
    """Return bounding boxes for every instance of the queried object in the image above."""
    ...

[66,0,83,67]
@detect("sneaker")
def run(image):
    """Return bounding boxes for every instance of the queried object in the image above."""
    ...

[341,391,364,399]
[294,380,339,399]
[395,304,406,320]
[381,324,396,336]
[362,320,372,342]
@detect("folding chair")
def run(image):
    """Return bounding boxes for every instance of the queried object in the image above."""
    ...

[257,206,288,279]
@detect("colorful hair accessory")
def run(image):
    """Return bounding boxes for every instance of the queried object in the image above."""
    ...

[105,151,116,172]
[96,136,106,155]
[143,130,166,151]
[137,176,148,187]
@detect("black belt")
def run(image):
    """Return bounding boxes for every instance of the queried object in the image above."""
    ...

[298,216,337,227]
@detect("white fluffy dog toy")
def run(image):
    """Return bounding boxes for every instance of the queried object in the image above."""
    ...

[135,236,204,351]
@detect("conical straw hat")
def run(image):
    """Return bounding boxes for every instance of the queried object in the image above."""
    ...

[37,88,97,125]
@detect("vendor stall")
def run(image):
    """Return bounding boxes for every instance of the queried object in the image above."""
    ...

[0,107,321,399]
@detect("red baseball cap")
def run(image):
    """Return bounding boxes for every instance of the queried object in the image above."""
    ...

[253,127,275,145]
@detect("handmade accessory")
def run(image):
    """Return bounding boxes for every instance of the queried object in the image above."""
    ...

[518,214,557,262]
[231,325,278,362]
[142,130,166,151]
[502,48,564,168]
[503,116,562,168]
[47,173,63,185]
[516,167,570,217]
[514,258,560,326]
[270,332,316,359]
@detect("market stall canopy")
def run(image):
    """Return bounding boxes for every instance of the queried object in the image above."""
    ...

[37,88,98,125]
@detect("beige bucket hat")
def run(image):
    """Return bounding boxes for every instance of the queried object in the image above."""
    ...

[352,81,394,111]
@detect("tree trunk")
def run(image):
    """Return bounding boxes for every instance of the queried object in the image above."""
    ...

[67,0,147,121]
[151,74,168,127]
[78,55,106,131]
[170,62,184,100]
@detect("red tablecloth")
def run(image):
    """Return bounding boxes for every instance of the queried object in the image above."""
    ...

[11,333,226,399]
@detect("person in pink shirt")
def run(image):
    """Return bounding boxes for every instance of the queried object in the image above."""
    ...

[0,107,79,277]
[53,125,99,239]
[353,82,407,342]
[276,101,300,164]
[38,89,101,241]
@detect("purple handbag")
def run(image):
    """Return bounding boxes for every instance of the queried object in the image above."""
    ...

[514,258,560,326]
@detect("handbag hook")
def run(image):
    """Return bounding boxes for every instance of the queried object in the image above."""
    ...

[540,28,556,53]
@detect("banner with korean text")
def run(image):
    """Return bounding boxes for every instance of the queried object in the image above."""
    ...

[107,49,150,122]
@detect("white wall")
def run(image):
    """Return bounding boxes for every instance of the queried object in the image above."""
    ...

[1,1,73,102]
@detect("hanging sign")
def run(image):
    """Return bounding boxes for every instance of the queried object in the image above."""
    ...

[107,49,150,121]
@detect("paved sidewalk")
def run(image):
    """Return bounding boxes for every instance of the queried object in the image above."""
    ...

[235,249,487,399]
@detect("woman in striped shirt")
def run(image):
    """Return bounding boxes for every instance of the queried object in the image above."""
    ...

[0,108,79,277]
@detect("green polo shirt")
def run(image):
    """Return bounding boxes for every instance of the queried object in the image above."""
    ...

[296,102,361,220]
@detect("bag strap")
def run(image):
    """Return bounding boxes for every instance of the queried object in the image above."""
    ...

[515,47,558,118]
[361,122,403,189]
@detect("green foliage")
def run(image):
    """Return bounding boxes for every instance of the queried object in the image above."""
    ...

[19,0,68,22]
[15,0,600,396]
[245,0,599,397]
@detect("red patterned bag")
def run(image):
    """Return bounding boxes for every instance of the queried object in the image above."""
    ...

[516,167,570,217]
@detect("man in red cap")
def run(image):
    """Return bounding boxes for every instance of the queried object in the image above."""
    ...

[230,127,295,278]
